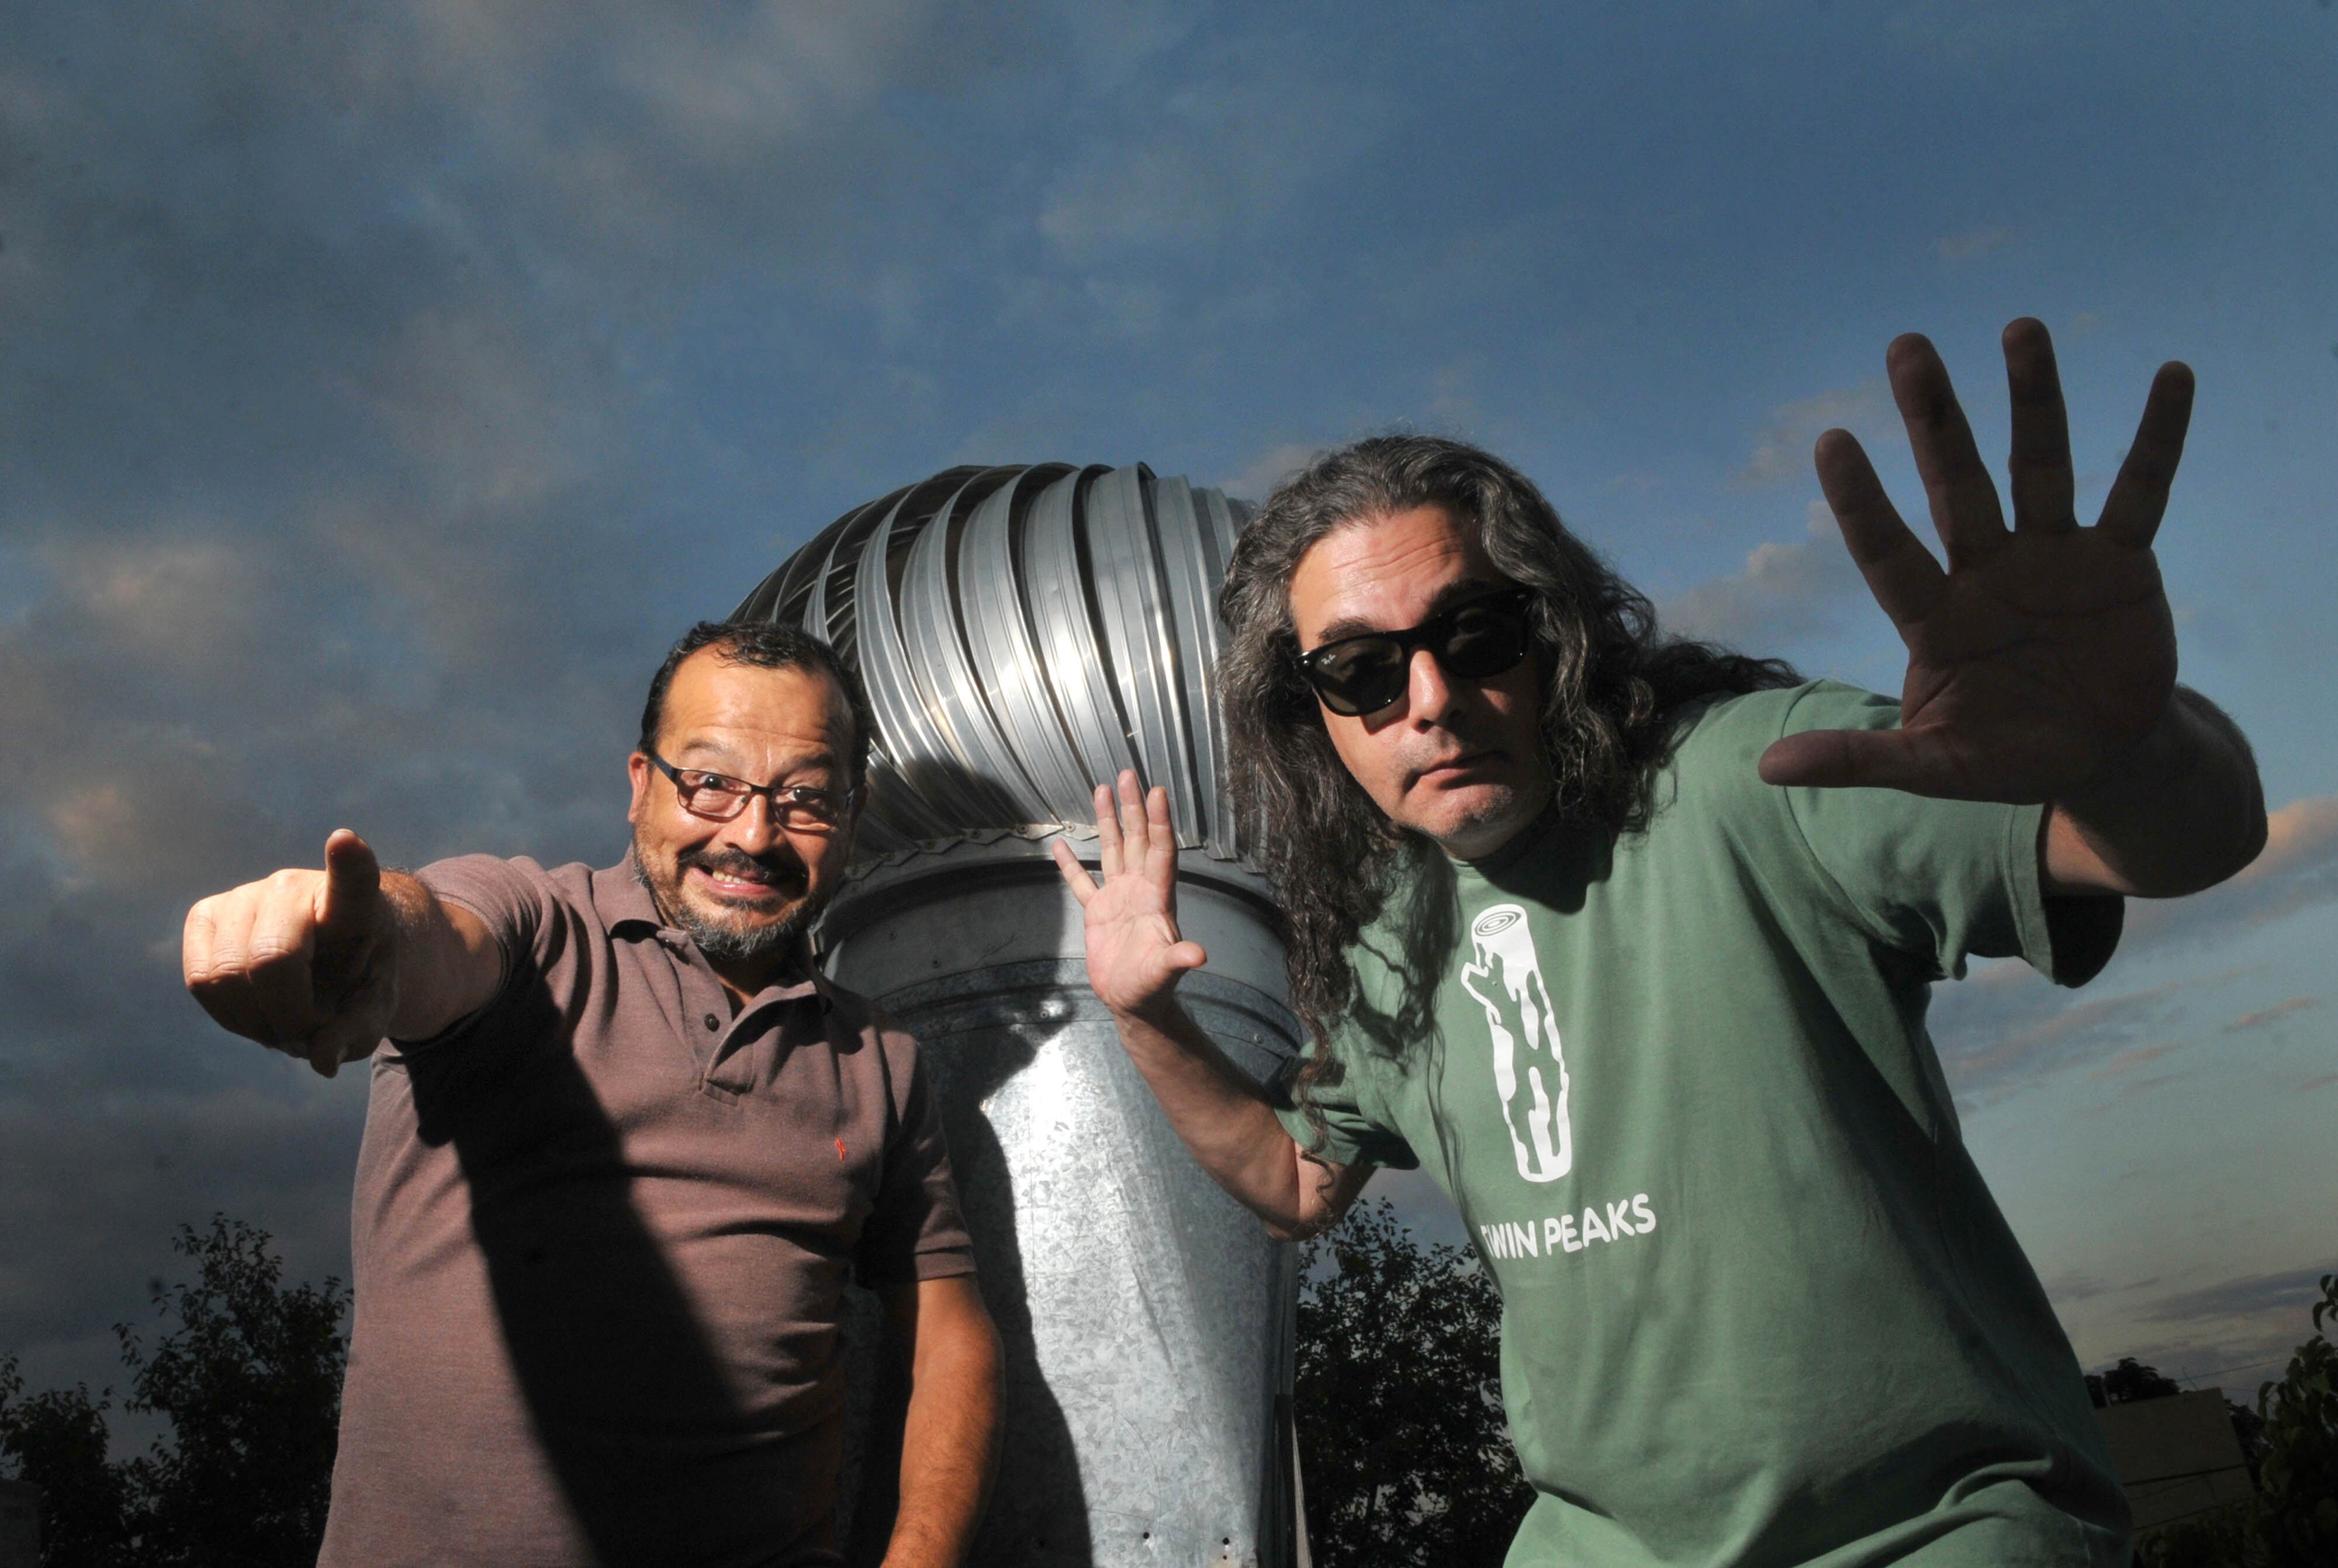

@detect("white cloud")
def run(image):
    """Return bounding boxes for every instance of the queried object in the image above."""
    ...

[1734,379,1892,489]
[1659,501,1865,648]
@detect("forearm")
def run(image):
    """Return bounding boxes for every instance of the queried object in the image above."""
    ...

[2046,686,2267,898]
[882,1291,1001,1568]
[1111,999,1346,1240]
[378,873,502,1041]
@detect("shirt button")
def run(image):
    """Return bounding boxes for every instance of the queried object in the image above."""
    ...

[703,1013,720,1032]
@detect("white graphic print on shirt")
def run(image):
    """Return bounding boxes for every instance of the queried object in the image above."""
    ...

[1458,904,1572,1182]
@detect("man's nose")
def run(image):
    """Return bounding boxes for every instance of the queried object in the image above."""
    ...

[1407,645,1461,726]
[721,794,784,854]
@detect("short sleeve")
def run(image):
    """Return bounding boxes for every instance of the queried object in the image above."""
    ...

[853,1023,978,1286]
[399,854,562,1048]
[1765,683,2122,987]
[1272,1041,1420,1171]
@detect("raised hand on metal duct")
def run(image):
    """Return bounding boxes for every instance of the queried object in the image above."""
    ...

[181,619,1001,1568]
[1052,771,1372,1242]
[1058,318,2267,1568]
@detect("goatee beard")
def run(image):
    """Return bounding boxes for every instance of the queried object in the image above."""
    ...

[629,843,828,968]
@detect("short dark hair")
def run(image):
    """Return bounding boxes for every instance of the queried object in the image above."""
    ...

[637,621,876,791]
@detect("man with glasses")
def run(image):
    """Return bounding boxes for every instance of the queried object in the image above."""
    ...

[1055,322,2267,1564]
[182,621,999,1568]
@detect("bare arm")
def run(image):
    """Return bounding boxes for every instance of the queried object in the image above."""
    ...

[877,1273,1002,1568]
[2042,686,2266,897]
[1050,773,1374,1241]
[182,829,503,1076]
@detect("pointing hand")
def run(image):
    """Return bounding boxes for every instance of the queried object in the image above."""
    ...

[182,829,400,1077]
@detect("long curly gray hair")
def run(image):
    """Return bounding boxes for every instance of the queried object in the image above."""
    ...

[1220,435,1798,1103]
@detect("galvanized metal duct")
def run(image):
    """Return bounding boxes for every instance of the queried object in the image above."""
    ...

[730,463,1251,861]
[734,464,1301,1568]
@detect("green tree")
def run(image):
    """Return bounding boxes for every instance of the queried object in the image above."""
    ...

[2093,1356,2185,1406]
[2250,1273,2338,1567]
[0,1361,132,1568]
[2135,1272,2338,1568]
[1295,1197,1531,1567]
[0,1216,348,1567]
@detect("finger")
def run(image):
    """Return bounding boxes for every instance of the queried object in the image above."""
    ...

[1092,783,1123,879]
[1886,332,2008,567]
[307,1011,385,1079]
[2097,361,2194,551]
[1049,837,1098,906]
[1115,770,1149,874]
[183,898,269,1041]
[319,829,381,933]
[243,889,324,1046]
[182,897,220,991]
[2002,318,2076,534]
[1163,940,1208,973]
[1813,429,1948,629]
[1757,728,1941,795]
[1144,785,1178,887]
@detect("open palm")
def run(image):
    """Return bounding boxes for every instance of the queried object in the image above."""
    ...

[1050,771,1207,1019]
[1759,318,2193,804]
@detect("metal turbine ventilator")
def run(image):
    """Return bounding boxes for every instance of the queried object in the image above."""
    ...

[732,463,1305,1568]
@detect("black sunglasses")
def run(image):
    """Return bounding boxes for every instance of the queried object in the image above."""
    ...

[1295,587,1537,717]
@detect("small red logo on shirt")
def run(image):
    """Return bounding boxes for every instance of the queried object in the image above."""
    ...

[835,1137,848,1162]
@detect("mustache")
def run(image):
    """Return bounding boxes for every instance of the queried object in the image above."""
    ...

[677,846,806,888]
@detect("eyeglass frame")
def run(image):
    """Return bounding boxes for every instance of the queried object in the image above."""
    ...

[1293,586,1540,718]
[645,752,858,832]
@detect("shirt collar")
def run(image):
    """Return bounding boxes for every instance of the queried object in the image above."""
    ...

[592,860,835,1013]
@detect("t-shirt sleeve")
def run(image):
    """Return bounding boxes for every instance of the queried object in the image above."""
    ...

[400,854,563,1048]
[1761,683,2122,987]
[855,1022,978,1286]
[1271,1037,1420,1172]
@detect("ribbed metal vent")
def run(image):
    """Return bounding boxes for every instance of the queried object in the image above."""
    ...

[732,463,1251,860]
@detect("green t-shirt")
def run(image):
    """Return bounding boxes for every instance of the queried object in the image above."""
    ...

[1275,683,2130,1568]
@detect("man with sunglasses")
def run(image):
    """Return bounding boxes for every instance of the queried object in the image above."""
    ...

[182,621,1000,1568]
[1056,322,2266,1565]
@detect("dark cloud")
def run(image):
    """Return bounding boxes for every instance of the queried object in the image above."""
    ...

[2146,1264,2333,1328]
[0,0,1230,1400]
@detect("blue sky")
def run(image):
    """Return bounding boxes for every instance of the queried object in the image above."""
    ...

[2,0,2333,1408]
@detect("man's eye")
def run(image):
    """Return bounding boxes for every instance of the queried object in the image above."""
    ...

[1323,643,1398,680]
[684,772,745,794]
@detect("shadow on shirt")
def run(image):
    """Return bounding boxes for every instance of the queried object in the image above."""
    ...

[407,978,830,1567]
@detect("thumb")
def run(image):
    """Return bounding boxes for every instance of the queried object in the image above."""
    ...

[1758,729,1926,793]
[319,829,383,926]
[1164,939,1208,973]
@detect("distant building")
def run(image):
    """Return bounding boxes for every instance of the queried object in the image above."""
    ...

[0,1479,40,1568]
[2093,1387,2254,1534]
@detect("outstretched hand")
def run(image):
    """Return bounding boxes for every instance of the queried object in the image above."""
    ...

[1759,317,2192,804]
[182,828,400,1077]
[1050,770,1206,1021]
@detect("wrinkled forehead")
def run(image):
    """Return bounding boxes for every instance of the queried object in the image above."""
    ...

[1287,505,1512,642]
[659,651,857,768]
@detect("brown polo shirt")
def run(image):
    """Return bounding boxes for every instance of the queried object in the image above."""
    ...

[319,857,976,1568]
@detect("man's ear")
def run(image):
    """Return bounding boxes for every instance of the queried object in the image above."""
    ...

[626,751,652,826]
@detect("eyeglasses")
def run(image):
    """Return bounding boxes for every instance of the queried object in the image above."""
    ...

[648,753,856,832]
[1295,587,1537,718]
